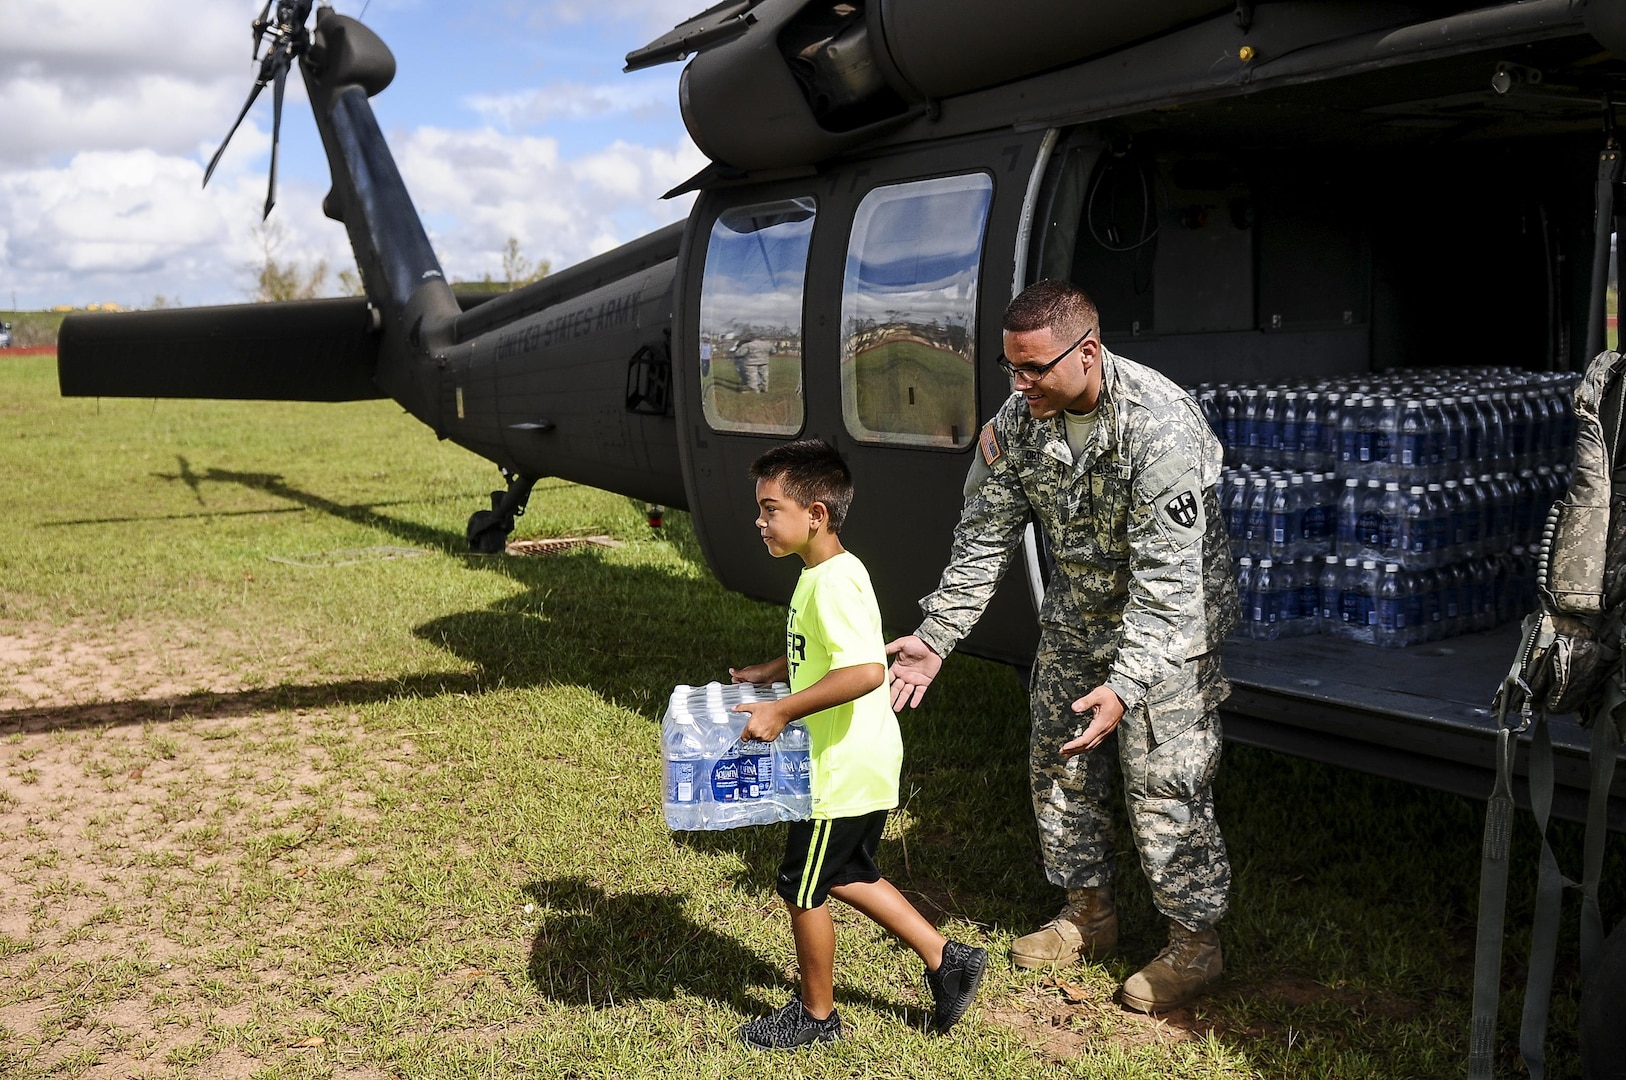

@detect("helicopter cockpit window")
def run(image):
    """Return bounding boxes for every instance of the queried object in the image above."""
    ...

[698,198,815,436]
[840,173,991,450]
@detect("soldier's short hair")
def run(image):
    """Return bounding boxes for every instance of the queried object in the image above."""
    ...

[1004,279,1099,340]
[750,439,854,532]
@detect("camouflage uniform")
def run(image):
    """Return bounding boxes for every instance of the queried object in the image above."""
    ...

[915,347,1239,930]
[733,338,773,393]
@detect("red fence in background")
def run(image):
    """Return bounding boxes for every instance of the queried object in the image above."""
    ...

[2,346,57,357]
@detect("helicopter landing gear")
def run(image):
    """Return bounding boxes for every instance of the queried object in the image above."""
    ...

[466,470,538,554]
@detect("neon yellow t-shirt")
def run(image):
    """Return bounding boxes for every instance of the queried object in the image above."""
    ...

[786,550,903,819]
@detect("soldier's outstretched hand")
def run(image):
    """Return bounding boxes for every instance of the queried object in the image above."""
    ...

[1060,685,1126,756]
[885,635,942,711]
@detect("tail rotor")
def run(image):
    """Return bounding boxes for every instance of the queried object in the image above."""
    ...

[203,0,314,219]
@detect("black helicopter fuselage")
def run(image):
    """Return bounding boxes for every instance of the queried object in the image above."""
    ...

[56,0,1626,807]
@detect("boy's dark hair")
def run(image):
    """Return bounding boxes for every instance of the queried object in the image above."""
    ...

[1004,279,1098,340]
[750,439,854,532]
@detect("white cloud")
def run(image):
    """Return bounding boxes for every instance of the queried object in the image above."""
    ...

[0,137,350,309]
[395,126,705,281]
[463,81,673,129]
[0,0,712,308]
[0,2,253,167]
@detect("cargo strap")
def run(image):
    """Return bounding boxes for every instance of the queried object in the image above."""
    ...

[1470,697,1620,1079]
[1468,710,1519,1080]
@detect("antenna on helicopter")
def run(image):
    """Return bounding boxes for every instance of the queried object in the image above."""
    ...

[202,0,315,219]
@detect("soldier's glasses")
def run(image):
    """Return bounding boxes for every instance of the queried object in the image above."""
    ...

[996,328,1092,384]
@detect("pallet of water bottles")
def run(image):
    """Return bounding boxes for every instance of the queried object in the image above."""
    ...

[661,681,813,831]
[1189,365,1579,480]
[1188,366,1578,647]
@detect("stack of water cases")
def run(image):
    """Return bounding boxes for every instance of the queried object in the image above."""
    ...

[1190,367,1580,648]
[661,681,813,830]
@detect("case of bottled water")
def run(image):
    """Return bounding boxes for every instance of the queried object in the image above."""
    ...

[661,681,813,831]
[1199,365,1575,647]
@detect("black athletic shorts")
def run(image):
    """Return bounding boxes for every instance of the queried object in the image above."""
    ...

[777,809,889,910]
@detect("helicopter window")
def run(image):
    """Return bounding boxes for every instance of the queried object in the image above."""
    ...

[698,198,816,436]
[840,173,991,450]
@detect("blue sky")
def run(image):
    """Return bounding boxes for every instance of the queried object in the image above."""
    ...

[0,0,707,309]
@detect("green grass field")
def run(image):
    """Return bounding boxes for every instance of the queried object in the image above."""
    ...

[0,351,1620,1078]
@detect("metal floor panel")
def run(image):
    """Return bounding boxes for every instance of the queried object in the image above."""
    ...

[1220,625,1626,830]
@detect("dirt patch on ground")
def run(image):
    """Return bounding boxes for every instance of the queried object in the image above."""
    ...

[984,968,1421,1063]
[0,621,308,714]
[0,621,410,1078]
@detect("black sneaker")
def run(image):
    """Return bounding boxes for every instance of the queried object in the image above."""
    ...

[738,996,841,1050]
[923,939,988,1033]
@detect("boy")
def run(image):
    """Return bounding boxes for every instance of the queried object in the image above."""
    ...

[727,439,987,1050]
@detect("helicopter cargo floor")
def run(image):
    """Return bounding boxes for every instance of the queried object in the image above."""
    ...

[1220,623,1626,831]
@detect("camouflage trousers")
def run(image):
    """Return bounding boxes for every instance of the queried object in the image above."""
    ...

[1029,635,1232,930]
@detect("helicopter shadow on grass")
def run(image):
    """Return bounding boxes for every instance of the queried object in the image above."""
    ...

[180,467,755,703]
[521,876,921,1024]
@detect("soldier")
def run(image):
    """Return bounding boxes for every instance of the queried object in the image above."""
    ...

[733,334,774,393]
[886,279,1239,1013]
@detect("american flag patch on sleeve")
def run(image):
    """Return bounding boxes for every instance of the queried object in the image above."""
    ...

[978,422,1002,466]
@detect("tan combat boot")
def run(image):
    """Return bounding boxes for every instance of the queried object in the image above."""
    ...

[1120,922,1222,1013]
[1009,886,1118,969]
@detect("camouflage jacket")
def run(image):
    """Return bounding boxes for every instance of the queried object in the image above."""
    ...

[915,347,1238,711]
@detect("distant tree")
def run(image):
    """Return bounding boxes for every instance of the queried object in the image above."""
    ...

[149,294,177,309]
[338,269,365,297]
[501,236,549,291]
[250,221,328,302]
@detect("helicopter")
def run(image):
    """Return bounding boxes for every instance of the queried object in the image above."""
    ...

[53,0,1626,1070]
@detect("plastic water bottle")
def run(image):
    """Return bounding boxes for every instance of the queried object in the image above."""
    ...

[1268,479,1294,562]
[707,726,743,827]
[1222,387,1243,466]
[1378,482,1404,561]
[1459,476,1484,556]
[1398,399,1426,483]
[1236,556,1256,638]
[1439,396,1464,478]
[1281,391,1303,471]
[737,738,773,807]
[1359,479,1386,560]
[1259,390,1282,469]
[1319,554,1342,636]
[663,700,709,831]
[1244,476,1269,558]
[1399,485,1428,568]
[1420,567,1444,642]
[1337,478,1361,556]
[1478,393,1505,467]
[1373,398,1399,479]
[1278,558,1302,636]
[1375,563,1405,648]
[1297,555,1322,636]
[1335,557,1361,641]
[1253,559,1281,640]
[1242,388,1263,462]
[775,721,813,818]
[1338,394,1363,477]
[1302,391,1325,471]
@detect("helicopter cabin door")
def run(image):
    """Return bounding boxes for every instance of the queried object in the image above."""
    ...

[674,131,1051,665]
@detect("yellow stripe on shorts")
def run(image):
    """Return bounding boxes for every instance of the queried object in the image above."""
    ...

[797,820,832,909]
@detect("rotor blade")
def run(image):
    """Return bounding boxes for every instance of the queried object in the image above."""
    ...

[250,0,274,56]
[263,56,288,219]
[202,78,267,189]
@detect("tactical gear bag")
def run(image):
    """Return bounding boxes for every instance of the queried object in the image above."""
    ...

[1473,349,1626,1080]
[1496,348,1626,724]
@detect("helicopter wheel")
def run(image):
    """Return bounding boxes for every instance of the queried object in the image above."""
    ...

[466,509,510,554]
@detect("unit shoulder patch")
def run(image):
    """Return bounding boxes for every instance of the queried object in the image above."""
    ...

[1147,467,1206,547]
[1164,489,1200,529]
